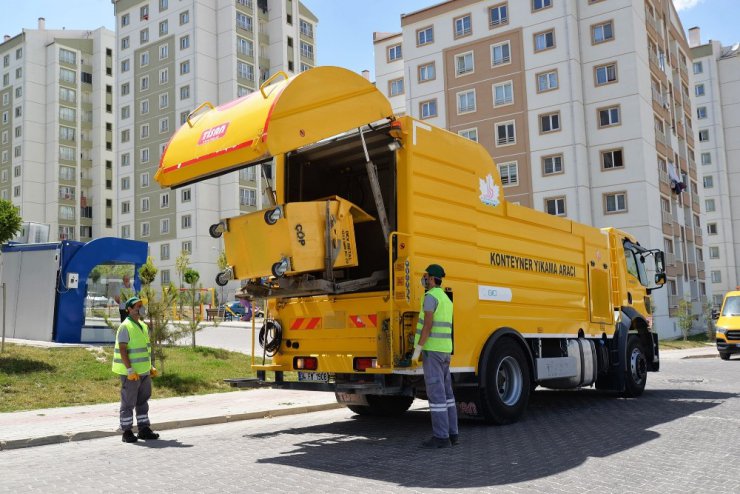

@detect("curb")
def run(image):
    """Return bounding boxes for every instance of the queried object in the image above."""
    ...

[0,402,343,452]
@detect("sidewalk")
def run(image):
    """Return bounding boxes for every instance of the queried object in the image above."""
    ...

[0,388,342,451]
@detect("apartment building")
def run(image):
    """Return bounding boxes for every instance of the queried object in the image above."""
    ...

[112,0,317,289]
[0,20,116,243]
[689,28,740,307]
[374,0,705,337]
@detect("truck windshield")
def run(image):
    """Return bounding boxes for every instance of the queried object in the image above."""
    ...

[722,296,740,316]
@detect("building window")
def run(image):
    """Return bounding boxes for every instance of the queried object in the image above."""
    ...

[180,85,190,100]
[711,271,721,283]
[455,51,474,76]
[159,93,169,110]
[542,155,563,175]
[300,42,314,60]
[598,105,621,128]
[705,199,715,212]
[417,26,434,46]
[458,128,478,142]
[703,175,714,188]
[601,149,623,170]
[491,41,511,66]
[604,192,627,214]
[707,222,717,235]
[699,129,709,142]
[140,123,150,139]
[533,0,552,10]
[180,10,190,25]
[180,60,190,75]
[545,197,566,216]
[387,44,402,62]
[140,75,149,91]
[182,241,192,253]
[237,13,253,32]
[539,112,561,133]
[161,193,170,209]
[159,118,169,133]
[457,89,476,114]
[489,4,509,27]
[180,35,190,50]
[140,172,150,188]
[140,4,149,19]
[121,14,130,26]
[59,48,76,65]
[239,187,257,207]
[454,14,472,38]
[693,61,703,74]
[695,84,705,96]
[591,20,614,44]
[121,225,131,239]
[141,222,150,238]
[498,162,518,186]
[495,121,516,146]
[161,270,170,285]
[388,78,404,97]
[536,70,558,92]
[595,62,617,85]
[140,28,149,44]
[534,30,555,53]
[121,201,130,214]
[120,177,130,190]
[709,246,719,259]
[160,218,170,235]
[121,82,130,96]
[141,197,150,212]
[418,62,436,82]
[697,106,707,119]
[181,214,192,229]
[493,81,514,106]
[160,44,169,60]
[419,99,437,119]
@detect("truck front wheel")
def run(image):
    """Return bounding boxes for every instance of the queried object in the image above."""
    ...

[719,352,730,361]
[480,338,531,424]
[345,395,414,417]
[623,335,648,397]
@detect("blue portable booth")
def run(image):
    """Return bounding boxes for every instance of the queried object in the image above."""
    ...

[1,238,148,343]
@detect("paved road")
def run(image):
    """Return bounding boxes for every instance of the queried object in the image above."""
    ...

[2,356,738,493]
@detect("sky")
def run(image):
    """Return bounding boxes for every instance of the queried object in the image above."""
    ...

[0,0,738,80]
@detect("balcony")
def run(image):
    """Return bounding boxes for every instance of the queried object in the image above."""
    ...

[646,14,662,39]
[697,260,705,273]
[688,262,697,278]
[661,209,673,226]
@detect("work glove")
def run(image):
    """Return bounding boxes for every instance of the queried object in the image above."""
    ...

[411,346,422,362]
[126,368,140,381]
[150,367,159,378]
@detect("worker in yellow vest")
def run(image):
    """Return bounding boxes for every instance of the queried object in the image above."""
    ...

[112,296,160,443]
[412,264,458,448]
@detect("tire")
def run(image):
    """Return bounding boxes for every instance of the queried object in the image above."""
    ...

[209,223,223,238]
[346,395,414,417]
[215,272,229,287]
[264,208,281,225]
[479,337,531,424]
[719,352,731,361]
[623,335,648,397]
[271,261,288,278]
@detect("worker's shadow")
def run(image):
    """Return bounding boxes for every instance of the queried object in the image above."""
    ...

[248,388,736,488]
[133,438,193,449]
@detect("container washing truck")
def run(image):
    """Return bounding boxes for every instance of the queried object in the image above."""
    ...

[155,67,666,424]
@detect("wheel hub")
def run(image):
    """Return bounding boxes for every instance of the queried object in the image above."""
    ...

[495,356,523,406]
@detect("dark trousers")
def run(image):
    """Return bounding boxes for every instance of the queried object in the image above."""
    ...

[119,374,152,431]
[422,350,459,439]
[119,309,127,322]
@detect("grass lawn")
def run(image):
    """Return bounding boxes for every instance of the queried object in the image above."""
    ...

[659,332,713,350]
[0,344,258,413]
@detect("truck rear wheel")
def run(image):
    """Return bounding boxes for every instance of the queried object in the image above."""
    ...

[346,395,414,417]
[480,338,530,424]
[623,335,647,397]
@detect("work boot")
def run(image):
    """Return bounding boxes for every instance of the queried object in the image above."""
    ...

[420,436,451,449]
[122,430,138,443]
[137,426,160,440]
[449,434,459,446]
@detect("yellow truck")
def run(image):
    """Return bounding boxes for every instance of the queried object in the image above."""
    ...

[155,67,667,423]
[715,290,740,360]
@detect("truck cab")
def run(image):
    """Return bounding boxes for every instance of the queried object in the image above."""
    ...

[716,290,740,360]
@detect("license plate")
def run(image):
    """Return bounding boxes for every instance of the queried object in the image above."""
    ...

[298,371,329,383]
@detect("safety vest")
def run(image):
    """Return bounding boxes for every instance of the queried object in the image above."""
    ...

[414,287,453,353]
[112,317,152,375]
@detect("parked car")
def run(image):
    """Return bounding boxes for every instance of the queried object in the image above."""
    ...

[220,301,264,320]
[85,295,114,308]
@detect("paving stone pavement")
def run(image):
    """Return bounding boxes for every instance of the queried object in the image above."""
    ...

[1,354,738,493]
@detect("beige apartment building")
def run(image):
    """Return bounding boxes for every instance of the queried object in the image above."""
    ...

[112,0,317,290]
[689,28,740,307]
[0,20,116,243]
[374,0,706,337]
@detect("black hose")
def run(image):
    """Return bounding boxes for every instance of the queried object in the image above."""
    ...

[259,320,282,357]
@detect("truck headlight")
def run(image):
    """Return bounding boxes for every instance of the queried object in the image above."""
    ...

[716,327,727,335]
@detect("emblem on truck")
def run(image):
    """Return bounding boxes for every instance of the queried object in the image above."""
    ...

[479,174,501,207]
[198,123,230,145]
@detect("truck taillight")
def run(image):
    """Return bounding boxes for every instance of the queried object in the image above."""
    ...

[353,357,377,371]
[294,357,318,370]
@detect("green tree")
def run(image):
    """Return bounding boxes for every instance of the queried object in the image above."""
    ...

[677,299,694,341]
[0,200,22,245]
[703,300,715,341]
[137,257,177,372]
[175,251,191,319]
[179,268,205,348]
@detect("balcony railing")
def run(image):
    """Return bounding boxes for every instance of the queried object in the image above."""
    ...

[647,14,662,37]
[697,260,705,272]
[661,210,673,226]
[665,251,676,266]
[659,169,670,185]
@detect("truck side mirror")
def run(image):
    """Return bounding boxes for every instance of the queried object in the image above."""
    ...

[654,251,665,272]
[654,273,666,286]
